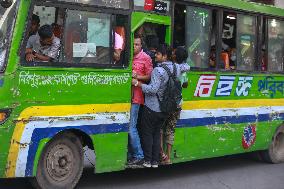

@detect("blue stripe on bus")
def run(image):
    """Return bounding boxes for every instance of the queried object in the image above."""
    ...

[176,113,275,127]
[25,112,284,176]
[0,79,4,87]
[25,123,128,176]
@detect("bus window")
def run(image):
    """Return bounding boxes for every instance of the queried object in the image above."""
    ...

[267,19,284,72]
[221,12,256,71]
[185,6,212,69]
[63,10,111,64]
[23,4,129,67]
[236,14,256,71]
[222,12,236,70]
[174,5,221,69]
[33,6,65,39]
[59,0,129,9]
[24,5,64,63]
[33,6,57,26]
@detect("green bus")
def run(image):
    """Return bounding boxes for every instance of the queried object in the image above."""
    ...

[0,0,284,188]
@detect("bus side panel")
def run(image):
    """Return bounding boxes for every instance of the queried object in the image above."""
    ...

[93,132,128,173]
[5,104,130,178]
[0,74,17,177]
[172,71,284,162]
[4,62,131,178]
[0,0,31,178]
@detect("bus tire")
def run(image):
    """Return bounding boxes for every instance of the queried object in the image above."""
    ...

[33,132,84,189]
[260,125,284,163]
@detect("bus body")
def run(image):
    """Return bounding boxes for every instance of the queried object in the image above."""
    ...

[0,0,283,188]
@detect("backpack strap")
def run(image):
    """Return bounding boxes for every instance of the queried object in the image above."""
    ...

[156,64,170,105]
[156,63,175,107]
[172,62,177,78]
[160,64,172,78]
[160,63,177,79]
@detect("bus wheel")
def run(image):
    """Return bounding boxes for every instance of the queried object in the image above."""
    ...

[34,132,83,189]
[260,126,284,163]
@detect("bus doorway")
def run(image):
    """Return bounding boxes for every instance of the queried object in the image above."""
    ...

[135,22,167,67]
[136,22,167,47]
[128,12,171,166]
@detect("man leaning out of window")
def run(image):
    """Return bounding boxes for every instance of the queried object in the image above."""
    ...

[25,24,60,62]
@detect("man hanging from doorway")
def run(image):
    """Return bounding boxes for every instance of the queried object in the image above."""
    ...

[128,34,153,167]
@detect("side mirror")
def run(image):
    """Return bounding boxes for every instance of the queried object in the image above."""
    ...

[0,0,13,8]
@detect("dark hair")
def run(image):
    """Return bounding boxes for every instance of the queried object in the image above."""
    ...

[156,44,172,61]
[175,46,188,64]
[38,25,53,40]
[134,33,142,43]
[32,14,40,25]
[134,33,142,40]
[146,35,159,49]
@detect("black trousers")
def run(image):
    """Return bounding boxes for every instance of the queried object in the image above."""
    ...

[140,106,167,163]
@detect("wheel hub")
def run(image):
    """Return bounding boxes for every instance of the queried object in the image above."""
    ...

[46,144,74,181]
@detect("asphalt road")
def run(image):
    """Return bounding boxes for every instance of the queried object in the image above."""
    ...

[1,154,284,189]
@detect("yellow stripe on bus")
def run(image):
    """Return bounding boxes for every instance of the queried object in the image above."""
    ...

[6,99,284,177]
[6,103,131,177]
[182,99,284,110]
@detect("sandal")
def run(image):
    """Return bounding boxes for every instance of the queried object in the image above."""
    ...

[161,153,168,161]
[161,158,172,165]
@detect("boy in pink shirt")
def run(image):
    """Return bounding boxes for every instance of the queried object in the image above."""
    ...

[113,32,124,63]
[128,35,153,166]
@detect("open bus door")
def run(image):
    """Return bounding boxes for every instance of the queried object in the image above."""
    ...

[131,12,171,51]
[130,12,188,162]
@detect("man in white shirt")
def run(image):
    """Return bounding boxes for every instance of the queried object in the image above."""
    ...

[26,24,60,62]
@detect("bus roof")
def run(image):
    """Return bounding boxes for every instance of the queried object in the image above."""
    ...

[191,0,284,17]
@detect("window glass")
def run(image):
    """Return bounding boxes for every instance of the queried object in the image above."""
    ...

[221,12,236,70]
[185,6,211,68]
[25,4,128,67]
[236,14,256,71]
[134,0,170,14]
[33,6,56,26]
[0,1,17,71]
[62,10,111,64]
[58,0,129,9]
[267,19,284,72]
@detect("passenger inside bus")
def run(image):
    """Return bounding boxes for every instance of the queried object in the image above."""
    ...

[228,48,236,70]
[27,5,129,65]
[113,27,125,63]
[51,23,63,38]
[29,14,40,37]
[113,15,127,64]
[25,24,61,62]
[145,35,159,68]
[220,12,237,70]
[209,45,230,70]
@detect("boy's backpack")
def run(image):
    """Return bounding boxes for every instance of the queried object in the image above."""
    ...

[157,63,182,113]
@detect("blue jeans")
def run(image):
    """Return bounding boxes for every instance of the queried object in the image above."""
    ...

[128,103,144,160]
